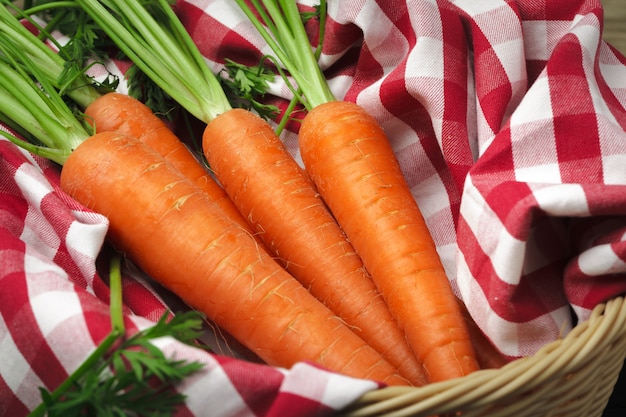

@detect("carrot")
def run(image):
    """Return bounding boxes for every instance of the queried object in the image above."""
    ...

[299,101,479,381]
[236,0,480,382]
[63,0,428,384]
[0,7,257,236]
[203,108,428,385]
[60,131,408,385]
[0,37,409,385]
[83,92,254,233]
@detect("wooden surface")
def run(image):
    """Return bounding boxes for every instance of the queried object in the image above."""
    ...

[603,0,626,55]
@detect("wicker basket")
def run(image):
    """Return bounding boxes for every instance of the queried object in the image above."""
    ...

[339,295,626,417]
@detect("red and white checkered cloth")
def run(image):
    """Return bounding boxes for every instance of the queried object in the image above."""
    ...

[2,0,626,415]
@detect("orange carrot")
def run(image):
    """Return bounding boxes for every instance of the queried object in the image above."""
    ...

[235,0,480,382]
[299,101,479,382]
[0,9,255,236]
[203,108,428,386]
[60,131,409,385]
[65,0,430,384]
[0,39,408,386]
[66,0,448,384]
[83,92,253,233]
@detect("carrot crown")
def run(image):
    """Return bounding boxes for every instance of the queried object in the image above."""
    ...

[70,0,233,124]
[234,0,336,110]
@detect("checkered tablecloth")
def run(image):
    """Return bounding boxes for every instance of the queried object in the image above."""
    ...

[2,0,626,415]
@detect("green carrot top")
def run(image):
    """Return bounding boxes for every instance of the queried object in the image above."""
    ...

[0,23,92,164]
[234,0,336,110]
[62,0,233,124]
[0,1,109,108]
[22,0,320,126]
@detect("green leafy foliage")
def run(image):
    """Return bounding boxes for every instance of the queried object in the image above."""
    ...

[219,58,279,120]
[36,310,206,417]
[24,0,118,89]
[299,4,321,24]
[125,63,179,122]
[25,0,179,118]
[26,254,207,417]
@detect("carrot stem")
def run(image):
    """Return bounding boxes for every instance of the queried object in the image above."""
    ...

[0,36,87,163]
[108,254,125,333]
[0,2,103,108]
[72,0,231,123]
[25,254,125,417]
[235,0,334,109]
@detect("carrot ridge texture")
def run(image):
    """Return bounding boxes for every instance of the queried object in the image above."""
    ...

[298,101,480,382]
[202,108,427,385]
[59,130,408,386]
[84,92,250,232]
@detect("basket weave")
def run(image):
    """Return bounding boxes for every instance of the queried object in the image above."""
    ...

[339,295,626,417]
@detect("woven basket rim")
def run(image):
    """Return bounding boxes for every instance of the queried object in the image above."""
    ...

[340,295,626,417]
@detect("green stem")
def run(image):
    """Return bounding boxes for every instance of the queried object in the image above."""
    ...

[275,94,299,136]
[0,1,103,109]
[314,0,327,60]
[0,45,86,162]
[26,254,125,417]
[234,0,335,110]
[73,0,232,123]
[109,253,125,333]
[20,1,79,19]
[0,129,69,163]
[26,332,120,417]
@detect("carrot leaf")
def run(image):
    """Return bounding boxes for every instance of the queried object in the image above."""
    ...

[29,255,206,417]
[219,57,280,120]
